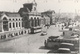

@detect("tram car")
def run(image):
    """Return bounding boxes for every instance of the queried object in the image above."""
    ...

[30,27,42,34]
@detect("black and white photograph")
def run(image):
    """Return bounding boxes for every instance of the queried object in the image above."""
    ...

[0,0,79,53]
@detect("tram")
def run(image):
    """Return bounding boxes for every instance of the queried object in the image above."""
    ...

[30,27,42,34]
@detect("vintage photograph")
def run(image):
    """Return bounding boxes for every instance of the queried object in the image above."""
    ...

[0,0,79,53]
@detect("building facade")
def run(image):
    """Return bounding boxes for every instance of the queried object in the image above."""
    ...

[41,13,50,25]
[0,12,23,32]
[18,0,43,29]
[41,10,55,25]
[0,12,27,40]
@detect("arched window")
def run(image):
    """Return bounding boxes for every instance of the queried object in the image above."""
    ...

[34,18,37,27]
[22,22,23,27]
[16,19,17,21]
[9,23,11,28]
[19,19,20,21]
[13,19,14,21]
[9,19,11,21]
[37,18,40,26]
[13,23,15,28]
[19,22,20,27]
[3,17,8,31]
[31,17,34,27]
[16,22,18,27]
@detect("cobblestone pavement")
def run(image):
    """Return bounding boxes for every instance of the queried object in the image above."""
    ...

[0,25,62,53]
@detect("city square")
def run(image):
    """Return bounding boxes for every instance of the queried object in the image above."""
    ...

[0,0,80,53]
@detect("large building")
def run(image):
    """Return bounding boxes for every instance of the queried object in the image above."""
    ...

[0,12,27,39]
[18,0,43,29]
[0,12,23,32]
[41,10,55,25]
[41,12,50,25]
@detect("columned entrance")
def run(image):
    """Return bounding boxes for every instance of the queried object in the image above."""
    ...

[3,17,8,31]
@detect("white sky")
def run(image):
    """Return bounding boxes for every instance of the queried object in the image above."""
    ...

[0,0,80,13]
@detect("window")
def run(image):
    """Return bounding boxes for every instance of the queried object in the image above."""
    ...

[19,22,20,27]
[13,23,15,28]
[3,17,8,31]
[22,22,23,27]
[34,18,37,27]
[9,23,11,28]
[16,19,17,21]
[31,18,34,27]
[16,22,18,27]
[37,18,40,26]
[19,19,20,20]
[9,19,11,21]
[13,19,14,21]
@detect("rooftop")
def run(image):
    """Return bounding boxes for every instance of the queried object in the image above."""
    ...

[0,11,21,17]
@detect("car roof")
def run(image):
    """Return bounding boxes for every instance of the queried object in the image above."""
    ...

[58,48,70,51]
[49,36,59,38]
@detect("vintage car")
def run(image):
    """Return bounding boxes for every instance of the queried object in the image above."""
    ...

[44,36,79,50]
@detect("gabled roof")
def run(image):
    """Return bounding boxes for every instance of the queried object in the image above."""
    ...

[5,12,21,17]
[0,11,21,17]
[19,8,30,13]
[23,3,33,12]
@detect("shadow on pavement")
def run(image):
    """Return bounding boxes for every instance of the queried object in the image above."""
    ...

[39,46,51,50]
[47,49,57,53]
[39,46,59,53]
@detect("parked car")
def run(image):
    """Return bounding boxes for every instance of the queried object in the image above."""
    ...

[44,36,79,49]
[40,31,47,36]
[44,36,59,48]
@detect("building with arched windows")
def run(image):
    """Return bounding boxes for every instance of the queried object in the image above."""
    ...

[18,0,43,29]
[0,12,27,39]
[41,10,55,25]
[0,12,23,32]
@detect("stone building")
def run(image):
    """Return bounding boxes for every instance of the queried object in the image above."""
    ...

[0,12,27,39]
[41,13,50,25]
[41,10,55,25]
[18,0,43,29]
[0,12,23,32]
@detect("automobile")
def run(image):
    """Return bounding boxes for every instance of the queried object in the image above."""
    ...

[71,34,79,38]
[40,31,47,36]
[44,36,60,48]
[60,43,75,51]
[58,48,71,53]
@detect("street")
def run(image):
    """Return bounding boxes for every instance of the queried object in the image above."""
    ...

[0,25,62,53]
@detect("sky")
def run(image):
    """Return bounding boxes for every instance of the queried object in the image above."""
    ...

[0,0,80,13]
